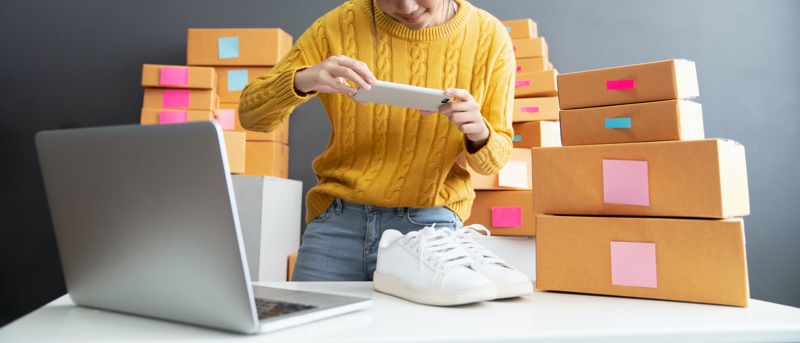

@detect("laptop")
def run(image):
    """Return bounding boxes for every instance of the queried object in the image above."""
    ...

[35,121,372,334]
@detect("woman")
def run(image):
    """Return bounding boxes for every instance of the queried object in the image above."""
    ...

[238,0,515,281]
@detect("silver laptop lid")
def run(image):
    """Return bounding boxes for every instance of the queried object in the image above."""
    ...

[35,122,260,333]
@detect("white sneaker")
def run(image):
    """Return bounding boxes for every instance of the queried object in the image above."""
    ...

[373,226,496,306]
[448,224,533,299]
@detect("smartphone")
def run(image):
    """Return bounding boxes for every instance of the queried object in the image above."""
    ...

[353,80,451,112]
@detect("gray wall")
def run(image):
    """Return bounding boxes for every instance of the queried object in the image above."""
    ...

[1,0,798,326]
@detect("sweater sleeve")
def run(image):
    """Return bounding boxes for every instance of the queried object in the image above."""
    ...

[464,23,516,175]
[237,18,326,133]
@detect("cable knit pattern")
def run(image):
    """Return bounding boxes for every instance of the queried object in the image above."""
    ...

[238,0,515,223]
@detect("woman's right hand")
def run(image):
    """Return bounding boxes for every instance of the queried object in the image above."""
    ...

[294,55,377,96]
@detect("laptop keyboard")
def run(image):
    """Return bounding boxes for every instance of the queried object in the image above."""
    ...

[254,298,318,320]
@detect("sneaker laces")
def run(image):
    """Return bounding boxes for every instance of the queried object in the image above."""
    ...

[447,224,508,267]
[403,224,473,271]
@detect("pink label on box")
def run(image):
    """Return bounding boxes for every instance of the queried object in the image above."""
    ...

[162,90,190,108]
[606,79,635,90]
[159,66,189,86]
[602,159,650,206]
[491,207,522,228]
[520,106,539,113]
[611,241,657,288]
[516,66,522,72]
[214,109,236,130]
[515,80,530,87]
[158,110,188,124]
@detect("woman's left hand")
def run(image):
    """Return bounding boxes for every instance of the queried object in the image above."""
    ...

[421,88,489,149]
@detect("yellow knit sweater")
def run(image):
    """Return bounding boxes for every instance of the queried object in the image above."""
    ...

[239,0,515,223]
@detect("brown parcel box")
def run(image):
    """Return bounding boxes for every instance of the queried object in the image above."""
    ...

[287,253,298,281]
[223,131,246,174]
[187,28,292,67]
[560,100,705,146]
[142,88,217,110]
[502,19,537,40]
[140,108,215,125]
[470,148,532,190]
[531,139,750,219]
[219,102,289,143]
[512,37,547,59]
[557,59,699,110]
[244,141,289,178]
[516,57,550,74]
[215,67,271,103]
[141,64,216,89]
[512,121,561,148]
[512,97,559,123]
[514,70,558,98]
[536,215,749,307]
[467,190,535,236]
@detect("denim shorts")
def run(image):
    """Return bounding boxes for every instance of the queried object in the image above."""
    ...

[291,198,463,281]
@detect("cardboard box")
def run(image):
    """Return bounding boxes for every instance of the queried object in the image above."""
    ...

[470,148,532,190]
[187,28,292,67]
[231,175,302,282]
[140,108,215,125]
[512,121,561,148]
[560,100,704,146]
[142,88,217,110]
[245,141,289,178]
[531,139,750,219]
[467,190,535,236]
[516,57,550,74]
[536,215,749,307]
[557,59,699,110]
[288,253,297,281]
[218,102,289,143]
[502,19,538,39]
[215,67,271,103]
[223,131,246,174]
[141,64,216,89]
[512,37,547,59]
[514,70,558,98]
[512,97,559,123]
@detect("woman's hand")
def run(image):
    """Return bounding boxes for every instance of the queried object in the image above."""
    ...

[294,55,377,96]
[421,88,490,150]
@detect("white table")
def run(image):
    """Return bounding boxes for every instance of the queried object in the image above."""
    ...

[2,282,799,342]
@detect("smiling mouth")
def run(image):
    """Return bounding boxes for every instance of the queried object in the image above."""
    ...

[400,11,425,23]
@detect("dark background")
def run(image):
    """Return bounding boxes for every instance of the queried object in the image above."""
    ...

[2,0,798,326]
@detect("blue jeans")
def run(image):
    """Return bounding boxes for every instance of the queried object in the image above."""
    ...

[291,198,463,281]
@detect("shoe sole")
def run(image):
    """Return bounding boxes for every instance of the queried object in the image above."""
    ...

[495,281,534,299]
[373,272,496,306]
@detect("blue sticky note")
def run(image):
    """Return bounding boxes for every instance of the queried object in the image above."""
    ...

[605,117,632,129]
[506,26,511,33]
[218,36,240,60]
[228,69,248,91]
[512,135,522,142]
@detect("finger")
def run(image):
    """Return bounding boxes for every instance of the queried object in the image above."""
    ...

[419,109,435,115]
[335,57,377,88]
[445,88,475,102]
[333,66,374,91]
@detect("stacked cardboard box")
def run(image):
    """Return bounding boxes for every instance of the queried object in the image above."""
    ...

[187,28,293,178]
[465,18,559,237]
[533,59,751,307]
[139,64,246,173]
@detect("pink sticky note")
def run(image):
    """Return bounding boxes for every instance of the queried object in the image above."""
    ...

[516,66,522,72]
[603,159,649,206]
[162,90,190,108]
[214,109,236,130]
[491,207,522,228]
[158,110,188,124]
[515,80,530,87]
[159,66,189,86]
[606,79,635,90]
[498,160,529,189]
[513,46,517,51]
[520,106,539,113]
[610,241,657,288]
